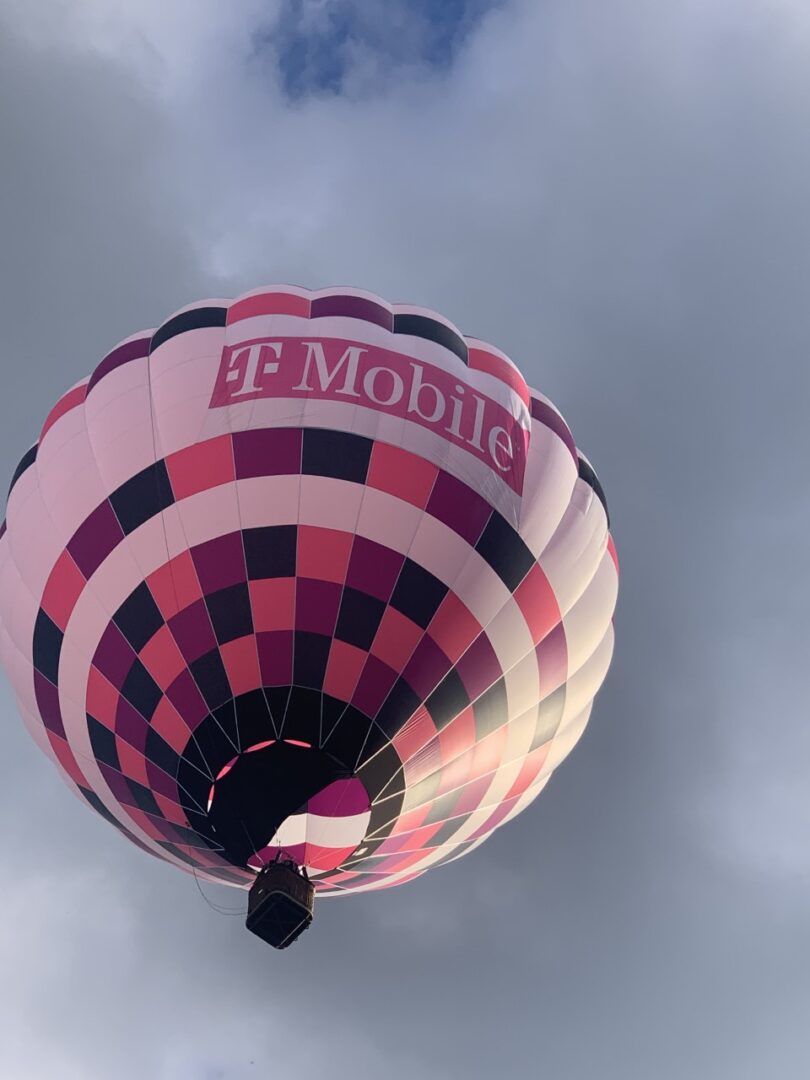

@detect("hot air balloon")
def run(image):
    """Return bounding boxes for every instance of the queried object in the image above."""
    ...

[0,286,617,948]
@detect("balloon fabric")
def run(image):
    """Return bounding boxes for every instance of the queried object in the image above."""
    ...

[0,286,618,904]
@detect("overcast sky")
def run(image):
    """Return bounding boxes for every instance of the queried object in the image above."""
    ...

[0,1,808,1077]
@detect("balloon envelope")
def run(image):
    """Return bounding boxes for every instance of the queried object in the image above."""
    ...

[0,286,618,895]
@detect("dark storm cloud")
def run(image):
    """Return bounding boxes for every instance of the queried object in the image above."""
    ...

[0,1,808,1077]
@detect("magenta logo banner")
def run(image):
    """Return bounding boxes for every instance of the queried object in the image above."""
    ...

[210,337,527,494]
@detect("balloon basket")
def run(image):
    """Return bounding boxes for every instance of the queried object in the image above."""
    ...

[246,860,315,949]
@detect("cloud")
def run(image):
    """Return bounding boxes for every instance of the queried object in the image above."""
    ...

[0,1,809,1077]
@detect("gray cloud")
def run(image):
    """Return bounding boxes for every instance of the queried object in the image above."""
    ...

[0,1,808,1077]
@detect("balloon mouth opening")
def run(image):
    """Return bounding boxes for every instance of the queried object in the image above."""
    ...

[202,740,369,873]
[245,771,372,876]
[206,739,313,813]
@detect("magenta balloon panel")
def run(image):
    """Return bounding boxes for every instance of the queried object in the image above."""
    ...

[0,286,618,895]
